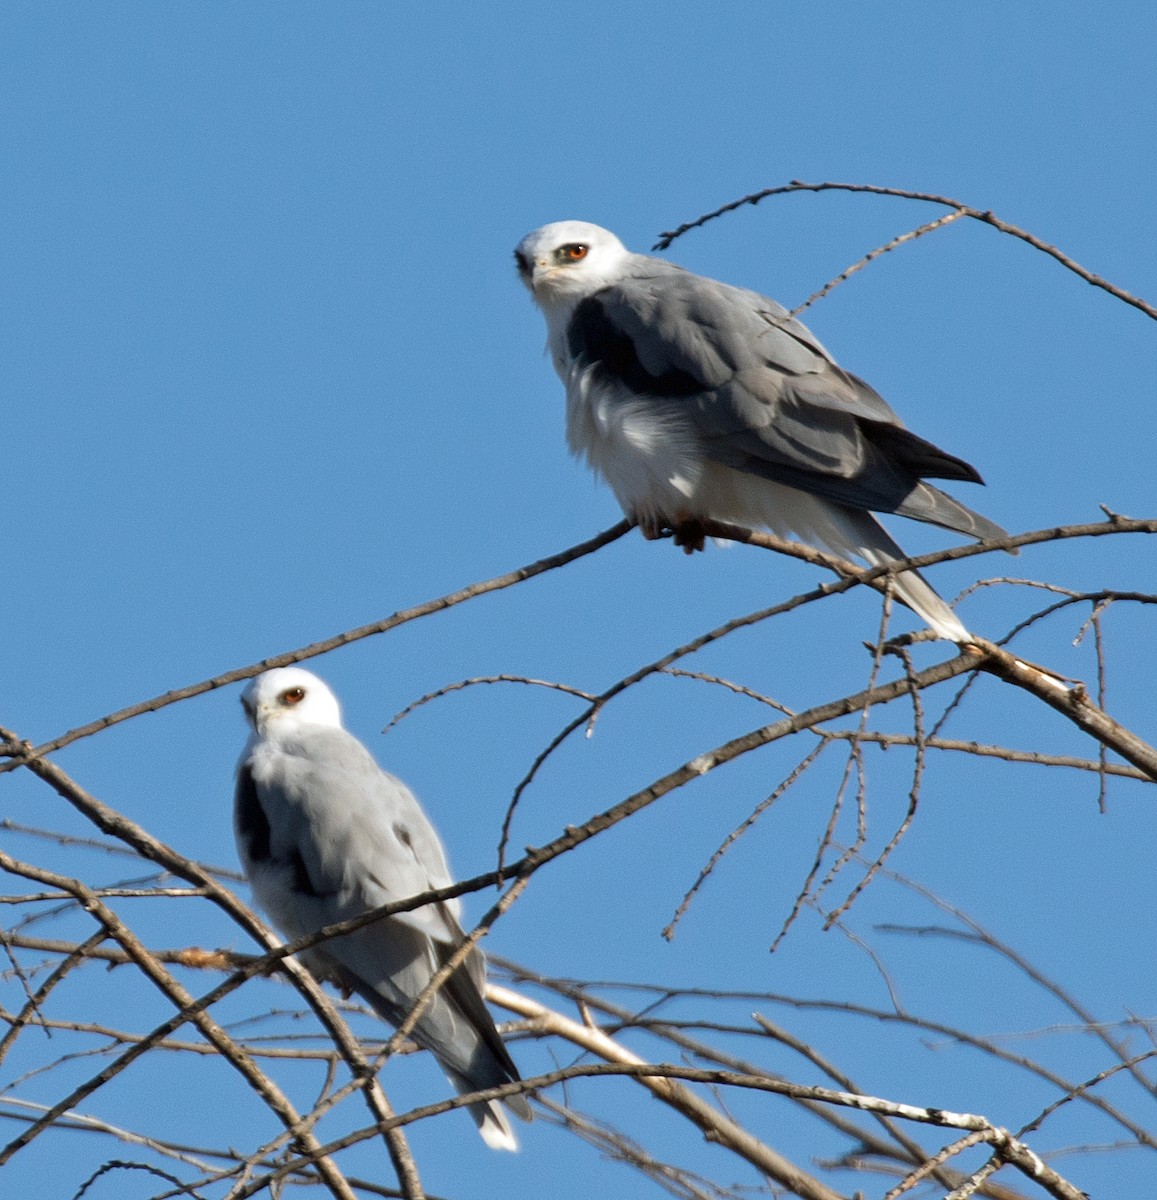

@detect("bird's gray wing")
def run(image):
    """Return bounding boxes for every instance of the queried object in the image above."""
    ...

[327,920,531,1120]
[568,260,1007,541]
[254,728,462,941]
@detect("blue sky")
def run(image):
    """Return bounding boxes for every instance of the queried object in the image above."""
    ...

[3,3,1156,1197]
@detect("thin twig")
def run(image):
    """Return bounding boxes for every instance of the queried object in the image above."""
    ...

[790,210,968,316]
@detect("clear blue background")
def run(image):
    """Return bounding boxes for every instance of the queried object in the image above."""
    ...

[3,3,1156,1197]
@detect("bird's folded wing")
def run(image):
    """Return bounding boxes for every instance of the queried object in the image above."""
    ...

[252,728,465,944]
[567,267,1005,539]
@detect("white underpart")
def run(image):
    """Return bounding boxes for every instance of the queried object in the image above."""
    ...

[565,365,703,525]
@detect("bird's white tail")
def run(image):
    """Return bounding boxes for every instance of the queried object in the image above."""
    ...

[838,508,971,642]
[475,1099,520,1152]
[698,468,972,642]
[445,1066,528,1151]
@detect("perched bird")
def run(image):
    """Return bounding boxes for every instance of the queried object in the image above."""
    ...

[234,667,531,1150]
[514,220,1010,642]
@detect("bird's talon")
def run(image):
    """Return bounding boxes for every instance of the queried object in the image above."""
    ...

[672,519,707,553]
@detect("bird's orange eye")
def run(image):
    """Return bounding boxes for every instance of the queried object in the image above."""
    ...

[281,687,306,706]
[560,243,589,261]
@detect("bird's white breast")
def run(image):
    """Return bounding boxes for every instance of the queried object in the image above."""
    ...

[536,287,706,529]
[563,362,707,529]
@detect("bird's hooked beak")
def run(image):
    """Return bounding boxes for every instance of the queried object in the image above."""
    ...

[240,693,262,733]
[514,247,562,295]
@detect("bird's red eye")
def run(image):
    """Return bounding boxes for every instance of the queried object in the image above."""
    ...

[281,687,306,706]
[561,243,589,261]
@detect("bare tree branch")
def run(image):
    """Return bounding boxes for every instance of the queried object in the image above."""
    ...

[0,850,360,1200]
[653,180,1157,322]
[0,520,631,773]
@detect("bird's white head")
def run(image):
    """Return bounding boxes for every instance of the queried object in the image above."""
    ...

[514,221,632,307]
[240,667,343,736]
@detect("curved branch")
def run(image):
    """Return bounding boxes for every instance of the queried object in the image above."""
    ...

[5,514,1156,782]
[247,1057,1088,1200]
[0,520,631,773]
[969,638,1157,780]
[654,180,1157,322]
[690,514,1157,598]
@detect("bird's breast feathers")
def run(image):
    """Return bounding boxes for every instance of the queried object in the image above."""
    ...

[564,363,708,527]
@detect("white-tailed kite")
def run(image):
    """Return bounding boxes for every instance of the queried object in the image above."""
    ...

[235,667,531,1150]
[515,221,1010,642]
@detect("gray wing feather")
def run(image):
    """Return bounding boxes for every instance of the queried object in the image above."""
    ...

[303,915,532,1131]
[577,259,835,384]
[569,258,1008,543]
[252,728,459,938]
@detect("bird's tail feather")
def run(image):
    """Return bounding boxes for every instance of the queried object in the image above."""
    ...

[445,1067,531,1152]
[837,508,970,642]
[702,468,972,640]
[326,931,533,1149]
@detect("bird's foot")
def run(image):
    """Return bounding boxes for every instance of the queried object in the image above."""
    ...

[671,518,707,554]
[635,513,708,553]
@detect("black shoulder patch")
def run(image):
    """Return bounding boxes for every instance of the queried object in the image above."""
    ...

[568,295,703,398]
[234,766,271,865]
[236,766,327,897]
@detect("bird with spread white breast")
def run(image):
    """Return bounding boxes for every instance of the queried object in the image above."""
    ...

[514,221,1011,642]
[234,667,531,1150]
